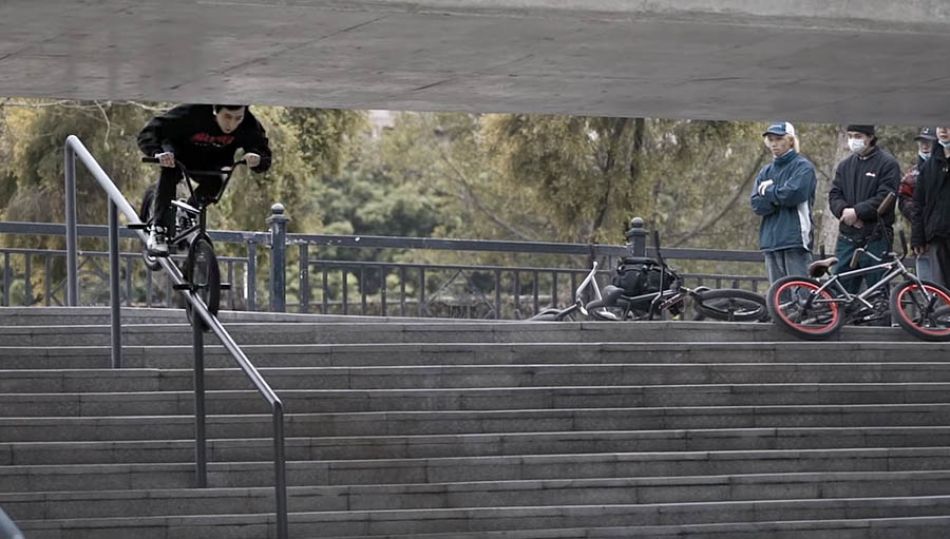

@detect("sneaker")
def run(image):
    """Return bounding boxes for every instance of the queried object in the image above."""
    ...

[147,226,169,256]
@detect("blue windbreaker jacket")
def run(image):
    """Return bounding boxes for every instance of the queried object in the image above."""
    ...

[750,150,818,252]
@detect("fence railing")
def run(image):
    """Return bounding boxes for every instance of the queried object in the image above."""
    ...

[1,215,770,318]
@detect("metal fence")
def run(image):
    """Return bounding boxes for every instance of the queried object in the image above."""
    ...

[0,216,769,319]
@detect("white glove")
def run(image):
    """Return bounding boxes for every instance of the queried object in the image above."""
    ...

[757,179,774,197]
[244,152,261,168]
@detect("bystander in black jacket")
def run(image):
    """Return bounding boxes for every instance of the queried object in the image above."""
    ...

[828,145,901,242]
[137,104,272,173]
[911,142,950,248]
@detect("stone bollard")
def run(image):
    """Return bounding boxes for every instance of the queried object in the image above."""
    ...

[624,217,647,258]
[267,203,290,312]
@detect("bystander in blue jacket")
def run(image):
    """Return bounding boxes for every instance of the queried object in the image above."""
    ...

[751,122,818,283]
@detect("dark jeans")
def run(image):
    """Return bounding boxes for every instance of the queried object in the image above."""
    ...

[833,235,890,295]
[151,167,223,234]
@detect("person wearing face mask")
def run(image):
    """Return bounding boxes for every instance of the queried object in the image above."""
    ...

[899,127,937,282]
[910,126,950,287]
[828,124,901,294]
[750,122,817,283]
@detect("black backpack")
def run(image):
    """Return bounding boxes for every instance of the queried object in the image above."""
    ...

[611,259,675,297]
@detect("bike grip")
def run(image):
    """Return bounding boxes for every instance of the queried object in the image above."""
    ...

[141,156,160,163]
[877,192,896,216]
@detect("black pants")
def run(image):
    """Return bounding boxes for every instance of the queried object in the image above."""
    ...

[930,236,950,288]
[151,167,224,234]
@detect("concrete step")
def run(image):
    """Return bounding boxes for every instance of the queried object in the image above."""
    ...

[3,382,947,418]
[5,403,950,442]
[3,447,949,493]
[6,425,950,465]
[325,515,950,538]
[0,319,921,347]
[2,341,946,370]
[15,496,950,538]
[4,362,950,393]
[4,470,950,520]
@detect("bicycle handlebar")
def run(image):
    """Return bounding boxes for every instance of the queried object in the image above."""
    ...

[877,191,896,216]
[141,156,246,177]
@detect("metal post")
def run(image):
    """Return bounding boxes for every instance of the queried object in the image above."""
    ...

[247,241,257,311]
[108,202,122,369]
[193,319,207,488]
[267,204,289,312]
[299,243,309,313]
[64,145,78,306]
[625,217,647,258]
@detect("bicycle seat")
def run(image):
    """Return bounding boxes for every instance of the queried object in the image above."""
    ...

[600,285,626,304]
[808,256,838,278]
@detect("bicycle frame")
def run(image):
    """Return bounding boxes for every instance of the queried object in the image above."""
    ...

[154,160,245,247]
[807,247,920,316]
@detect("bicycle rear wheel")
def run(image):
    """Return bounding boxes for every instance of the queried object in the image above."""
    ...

[890,280,950,341]
[766,276,843,340]
[184,235,220,332]
[694,288,768,322]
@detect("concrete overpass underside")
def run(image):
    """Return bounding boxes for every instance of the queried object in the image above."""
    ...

[1,0,948,124]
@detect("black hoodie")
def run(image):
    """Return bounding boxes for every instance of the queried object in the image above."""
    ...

[828,145,901,242]
[911,141,950,247]
[137,104,272,173]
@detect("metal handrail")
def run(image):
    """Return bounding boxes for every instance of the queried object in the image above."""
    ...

[63,135,288,539]
[0,507,24,539]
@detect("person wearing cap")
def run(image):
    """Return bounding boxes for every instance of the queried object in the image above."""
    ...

[899,127,937,282]
[910,126,950,287]
[750,122,817,283]
[828,124,901,294]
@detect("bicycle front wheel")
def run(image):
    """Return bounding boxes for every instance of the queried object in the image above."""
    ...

[891,280,950,341]
[184,235,220,332]
[694,288,768,322]
[766,276,842,340]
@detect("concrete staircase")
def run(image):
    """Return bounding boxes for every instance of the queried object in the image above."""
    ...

[2,306,950,538]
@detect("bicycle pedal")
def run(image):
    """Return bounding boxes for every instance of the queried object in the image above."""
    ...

[172,283,193,291]
[220,283,231,291]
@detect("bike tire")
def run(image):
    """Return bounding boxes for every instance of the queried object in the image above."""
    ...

[184,235,220,332]
[766,276,843,340]
[890,279,950,342]
[138,184,162,271]
[694,288,768,322]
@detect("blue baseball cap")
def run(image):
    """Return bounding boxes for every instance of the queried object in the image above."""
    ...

[763,122,796,137]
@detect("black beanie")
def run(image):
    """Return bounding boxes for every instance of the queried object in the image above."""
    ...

[846,124,875,137]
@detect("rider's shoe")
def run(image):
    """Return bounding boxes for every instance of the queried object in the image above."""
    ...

[147,226,169,256]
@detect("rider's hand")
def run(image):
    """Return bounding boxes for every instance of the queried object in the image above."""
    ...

[913,244,928,256]
[840,208,859,226]
[244,153,261,169]
[156,152,175,168]
[757,179,774,197]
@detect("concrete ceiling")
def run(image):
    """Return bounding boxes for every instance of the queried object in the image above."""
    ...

[1,0,948,124]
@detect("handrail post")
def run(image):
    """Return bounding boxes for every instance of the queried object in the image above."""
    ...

[267,203,289,312]
[108,201,122,369]
[193,319,207,487]
[64,144,78,306]
[625,217,647,258]
[273,402,288,539]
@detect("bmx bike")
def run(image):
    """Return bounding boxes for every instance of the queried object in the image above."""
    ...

[766,192,950,341]
[130,157,245,330]
[531,230,768,323]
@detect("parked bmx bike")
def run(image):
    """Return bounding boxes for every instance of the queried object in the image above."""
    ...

[131,158,245,330]
[766,193,950,341]
[531,231,767,323]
